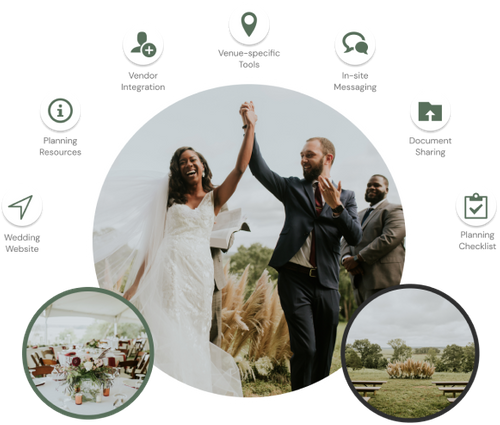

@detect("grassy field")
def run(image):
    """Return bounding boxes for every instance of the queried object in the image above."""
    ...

[347,368,472,419]
[242,321,347,397]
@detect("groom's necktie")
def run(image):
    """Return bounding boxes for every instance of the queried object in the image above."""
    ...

[309,183,323,268]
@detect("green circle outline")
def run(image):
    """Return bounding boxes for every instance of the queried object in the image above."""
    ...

[48,98,73,123]
[22,286,155,420]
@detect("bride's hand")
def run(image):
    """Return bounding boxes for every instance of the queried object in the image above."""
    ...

[240,101,257,127]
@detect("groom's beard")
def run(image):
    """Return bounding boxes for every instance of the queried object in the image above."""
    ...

[303,162,324,182]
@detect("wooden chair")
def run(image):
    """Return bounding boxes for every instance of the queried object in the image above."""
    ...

[127,340,143,360]
[136,354,150,376]
[42,359,58,366]
[119,360,139,379]
[132,341,148,360]
[31,353,42,367]
[30,365,55,377]
[41,349,56,362]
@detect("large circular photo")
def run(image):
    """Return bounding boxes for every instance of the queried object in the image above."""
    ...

[93,84,405,396]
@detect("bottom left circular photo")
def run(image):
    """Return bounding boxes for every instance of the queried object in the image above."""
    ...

[22,287,153,419]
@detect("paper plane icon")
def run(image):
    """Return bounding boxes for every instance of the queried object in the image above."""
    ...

[8,195,33,220]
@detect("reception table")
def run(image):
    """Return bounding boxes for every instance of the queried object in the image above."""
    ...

[33,376,142,415]
[58,350,126,367]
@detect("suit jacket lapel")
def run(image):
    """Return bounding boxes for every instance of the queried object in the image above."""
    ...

[302,179,315,212]
[361,199,388,229]
[302,179,336,217]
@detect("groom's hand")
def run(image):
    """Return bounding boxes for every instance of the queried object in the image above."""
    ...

[318,176,342,211]
[239,101,257,127]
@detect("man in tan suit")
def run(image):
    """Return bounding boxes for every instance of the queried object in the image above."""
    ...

[210,204,234,347]
[341,175,405,305]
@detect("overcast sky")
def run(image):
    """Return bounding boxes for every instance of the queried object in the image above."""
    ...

[346,288,474,348]
[107,84,400,252]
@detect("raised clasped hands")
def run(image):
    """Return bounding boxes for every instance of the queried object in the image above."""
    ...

[239,101,257,127]
[318,176,342,211]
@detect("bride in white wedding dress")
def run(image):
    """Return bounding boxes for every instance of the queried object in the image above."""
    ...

[119,102,257,396]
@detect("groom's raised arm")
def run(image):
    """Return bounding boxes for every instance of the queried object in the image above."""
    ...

[249,136,288,203]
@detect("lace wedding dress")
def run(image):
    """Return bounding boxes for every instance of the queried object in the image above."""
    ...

[132,191,242,396]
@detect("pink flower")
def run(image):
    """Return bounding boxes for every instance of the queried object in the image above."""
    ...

[72,357,81,367]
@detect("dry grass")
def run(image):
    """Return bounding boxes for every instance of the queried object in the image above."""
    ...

[387,358,436,379]
[221,265,291,381]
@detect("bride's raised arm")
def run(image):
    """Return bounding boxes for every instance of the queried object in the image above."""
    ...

[213,101,257,215]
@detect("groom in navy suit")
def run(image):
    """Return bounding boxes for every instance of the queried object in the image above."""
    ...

[249,133,362,390]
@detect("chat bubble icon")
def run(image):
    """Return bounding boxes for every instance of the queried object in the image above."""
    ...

[355,41,368,54]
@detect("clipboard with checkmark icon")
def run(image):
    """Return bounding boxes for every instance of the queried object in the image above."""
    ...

[464,193,488,219]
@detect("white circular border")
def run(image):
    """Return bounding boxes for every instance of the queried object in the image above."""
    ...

[332,21,378,68]
[38,87,83,133]
[407,87,455,133]
[0,182,45,227]
[226,1,272,47]
[453,182,500,228]
[120,21,167,68]
[85,77,413,405]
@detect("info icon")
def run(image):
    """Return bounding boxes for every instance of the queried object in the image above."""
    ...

[40,95,80,131]
[229,6,270,45]
[335,29,376,65]
[410,95,451,131]
[123,29,163,65]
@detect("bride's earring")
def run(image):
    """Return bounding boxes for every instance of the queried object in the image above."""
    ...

[202,171,206,178]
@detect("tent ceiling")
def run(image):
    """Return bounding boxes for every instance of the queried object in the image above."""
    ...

[45,291,142,324]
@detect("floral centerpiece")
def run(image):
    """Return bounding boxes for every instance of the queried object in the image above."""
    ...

[86,339,100,349]
[57,354,116,401]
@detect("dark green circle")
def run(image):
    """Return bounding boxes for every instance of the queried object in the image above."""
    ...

[141,43,156,58]
[48,98,73,123]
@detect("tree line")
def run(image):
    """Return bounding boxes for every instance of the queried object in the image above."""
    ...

[346,338,475,373]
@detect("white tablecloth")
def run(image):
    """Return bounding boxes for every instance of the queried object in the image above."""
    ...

[34,377,140,415]
[58,350,126,367]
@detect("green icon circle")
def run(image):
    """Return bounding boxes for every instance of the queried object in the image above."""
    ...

[48,98,73,123]
[141,43,156,58]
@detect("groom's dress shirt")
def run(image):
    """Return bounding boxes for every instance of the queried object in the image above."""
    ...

[289,180,327,268]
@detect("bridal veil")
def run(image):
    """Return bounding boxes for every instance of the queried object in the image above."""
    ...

[93,169,242,397]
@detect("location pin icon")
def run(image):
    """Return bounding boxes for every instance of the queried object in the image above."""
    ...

[241,12,257,37]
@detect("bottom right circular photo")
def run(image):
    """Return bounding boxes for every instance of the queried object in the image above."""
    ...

[341,284,478,422]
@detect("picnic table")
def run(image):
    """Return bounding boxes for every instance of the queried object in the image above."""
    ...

[431,381,468,386]
[354,386,381,398]
[432,382,468,402]
[352,380,387,386]
[352,381,386,401]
